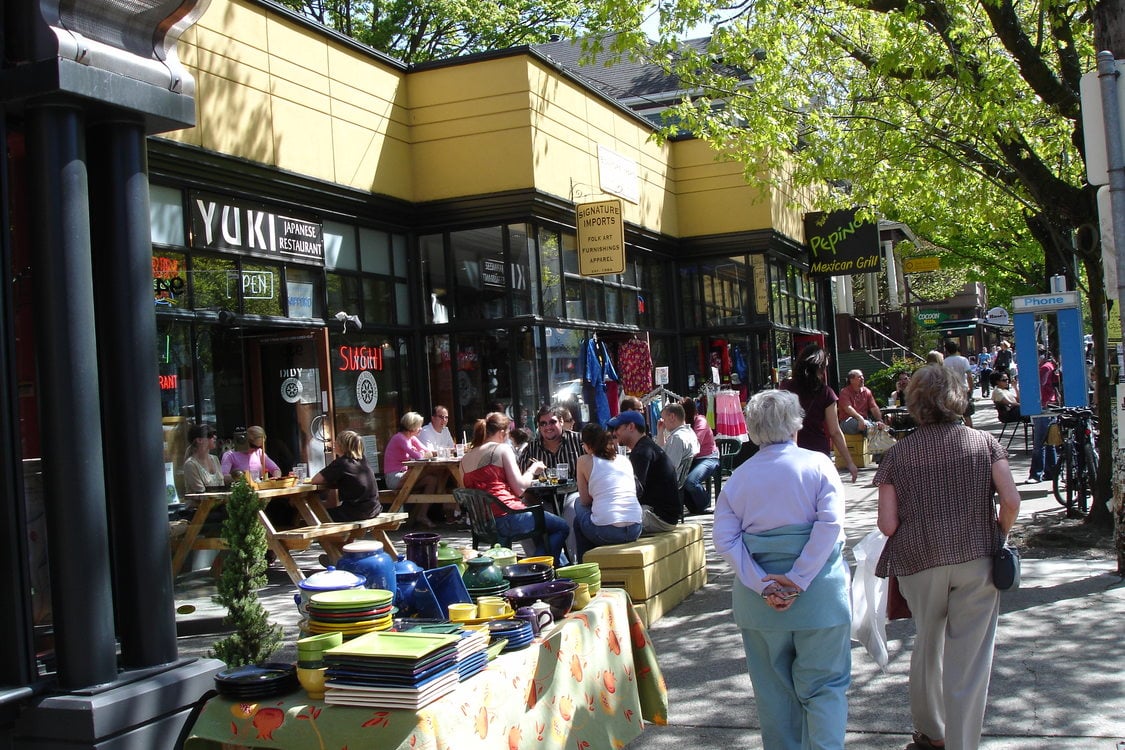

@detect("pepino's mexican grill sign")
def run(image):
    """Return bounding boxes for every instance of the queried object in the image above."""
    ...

[189,191,324,266]
[802,208,880,277]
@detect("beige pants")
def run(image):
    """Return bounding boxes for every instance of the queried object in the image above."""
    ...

[898,557,1000,750]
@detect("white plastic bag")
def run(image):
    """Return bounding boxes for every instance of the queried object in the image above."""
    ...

[850,528,890,668]
[866,425,896,454]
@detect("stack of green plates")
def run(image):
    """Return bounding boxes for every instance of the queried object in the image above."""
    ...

[555,562,601,595]
[307,589,396,638]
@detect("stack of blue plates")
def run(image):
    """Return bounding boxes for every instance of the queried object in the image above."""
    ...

[487,618,534,652]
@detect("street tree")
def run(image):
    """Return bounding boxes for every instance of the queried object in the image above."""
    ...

[274,0,596,63]
[581,0,1115,527]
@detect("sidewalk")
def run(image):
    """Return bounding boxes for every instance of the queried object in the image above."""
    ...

[174,397,1125,749]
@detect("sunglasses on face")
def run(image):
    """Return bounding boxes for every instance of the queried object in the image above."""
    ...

[538,419,559,427]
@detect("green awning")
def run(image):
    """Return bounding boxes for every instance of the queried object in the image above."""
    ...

[931,320,980,334]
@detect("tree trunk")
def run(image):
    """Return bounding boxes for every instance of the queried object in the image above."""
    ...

[1079,250,1114,528]
[1095,0,1125,57]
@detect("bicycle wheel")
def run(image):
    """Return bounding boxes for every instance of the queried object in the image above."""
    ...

[1051,445,1074,510]
[1078,442,1100,515]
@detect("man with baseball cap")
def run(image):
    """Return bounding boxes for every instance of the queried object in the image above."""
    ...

[608,410,680,531]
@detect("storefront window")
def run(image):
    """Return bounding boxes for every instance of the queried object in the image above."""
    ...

[677,257,749,329]
[150,184,185,246]
[153,249,188,310]
[331,333,412,473]
[454,329,510,425]
[326,273,362,319]
[510,223,537,316]
[452,226,506,320]
[546,327,583,421]
[241,260,284,317]
[190,254,238,310]
[421,233,450,324]
[324,220,358,270]
[538,228,563,318]
[285,266,322,319]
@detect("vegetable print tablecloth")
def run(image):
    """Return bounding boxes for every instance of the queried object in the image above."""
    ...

[185,588,668,750]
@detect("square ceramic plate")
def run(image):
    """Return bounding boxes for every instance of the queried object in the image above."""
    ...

[326,631,460,660]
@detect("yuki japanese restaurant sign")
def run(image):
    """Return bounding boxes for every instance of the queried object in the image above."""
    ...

[803,208,880,277]
[189,191,324,266]
[576,199,626,277]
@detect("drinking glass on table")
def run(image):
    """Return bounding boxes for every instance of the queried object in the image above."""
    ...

[544,468,558,484]
[555,464,569,483]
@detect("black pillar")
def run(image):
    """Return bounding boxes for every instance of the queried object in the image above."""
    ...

[88,119,178,669]
[25,101,117,689]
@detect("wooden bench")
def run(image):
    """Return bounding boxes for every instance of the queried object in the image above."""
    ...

[581,523,706,627]
[258,511,408,584]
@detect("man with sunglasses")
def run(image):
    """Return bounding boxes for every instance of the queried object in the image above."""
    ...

[522,406,584,560]
[419,404,456,454]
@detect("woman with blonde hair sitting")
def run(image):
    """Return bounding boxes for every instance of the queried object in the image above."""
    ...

[310,430,382,522]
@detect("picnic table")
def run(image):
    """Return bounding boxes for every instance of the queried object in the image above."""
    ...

[173,482,407,585]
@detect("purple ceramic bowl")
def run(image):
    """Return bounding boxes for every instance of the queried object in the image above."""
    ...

[502,579,578,620]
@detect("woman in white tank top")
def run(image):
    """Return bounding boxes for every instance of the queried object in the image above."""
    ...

[574,424,643,561]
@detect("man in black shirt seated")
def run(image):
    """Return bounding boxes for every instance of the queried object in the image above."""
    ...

[608,410,681,532]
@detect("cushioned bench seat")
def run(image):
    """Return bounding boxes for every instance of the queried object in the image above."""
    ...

[581,523,706,626]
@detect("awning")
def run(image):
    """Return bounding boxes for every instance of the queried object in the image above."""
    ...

[930,320,980,334]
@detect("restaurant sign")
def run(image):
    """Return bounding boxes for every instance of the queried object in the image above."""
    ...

[916,310,949,328]
[803,208,880,277]
[903,256,941,274]
[576,199,625,276]
[189,191,324,266]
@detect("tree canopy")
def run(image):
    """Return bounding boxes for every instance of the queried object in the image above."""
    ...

[274,0,597,63]
[580,0,1113,523]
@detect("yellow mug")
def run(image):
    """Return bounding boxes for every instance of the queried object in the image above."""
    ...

[448,603,478,621]
[476,597,508,617]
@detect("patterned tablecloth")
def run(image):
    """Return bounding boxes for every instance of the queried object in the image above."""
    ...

[185,588,668,750]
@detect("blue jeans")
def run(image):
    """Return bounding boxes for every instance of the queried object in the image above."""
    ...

[495,509,570,566]
[572,502,642,562]
[840,417,863,435]
[684,455,719,512]
[1029,414,1058,480]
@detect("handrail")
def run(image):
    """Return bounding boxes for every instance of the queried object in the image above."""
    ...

[850,317,924,364]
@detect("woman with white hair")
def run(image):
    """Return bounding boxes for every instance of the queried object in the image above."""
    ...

[712,389,851,750]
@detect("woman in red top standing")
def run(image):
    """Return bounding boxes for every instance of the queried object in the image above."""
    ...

[460,412,570,565]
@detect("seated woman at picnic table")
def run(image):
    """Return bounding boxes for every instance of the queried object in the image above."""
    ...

[221,425,281,482]
[183,422,224,496]
[461,411,571,565]
[384,411,439,528]
[309,430,382,522]
[574,423,643,562]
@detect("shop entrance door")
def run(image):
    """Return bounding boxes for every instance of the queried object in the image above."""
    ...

[243,328,334,477]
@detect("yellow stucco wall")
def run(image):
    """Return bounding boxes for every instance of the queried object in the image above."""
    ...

[165,0,808,240]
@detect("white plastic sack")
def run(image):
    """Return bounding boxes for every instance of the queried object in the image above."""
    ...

[850,528,890,668]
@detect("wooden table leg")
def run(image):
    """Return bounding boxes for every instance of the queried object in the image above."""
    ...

[387,467,422,513]
[171,497,214,575]
[257,509,306,585]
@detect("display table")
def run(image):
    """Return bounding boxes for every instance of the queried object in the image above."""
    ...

[184,588,667,749]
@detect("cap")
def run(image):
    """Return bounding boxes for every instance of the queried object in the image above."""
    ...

[607,411,646,430]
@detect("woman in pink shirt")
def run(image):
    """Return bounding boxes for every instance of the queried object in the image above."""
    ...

[384,412,438,527]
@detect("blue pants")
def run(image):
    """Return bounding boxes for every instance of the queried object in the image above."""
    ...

[684,455,719,512]
[495,509,571,566]
[572,502,641,562]
[1029,414,1058,480]
[739,624,851,750]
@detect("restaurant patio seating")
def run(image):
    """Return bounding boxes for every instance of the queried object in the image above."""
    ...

[452,488,548,554]
[996,404,1031,450]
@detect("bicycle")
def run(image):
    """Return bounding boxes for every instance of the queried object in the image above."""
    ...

[1049,407,1099,518]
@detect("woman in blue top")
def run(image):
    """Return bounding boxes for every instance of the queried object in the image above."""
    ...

[713,389,850,750]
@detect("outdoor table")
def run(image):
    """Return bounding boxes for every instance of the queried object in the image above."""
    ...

[174,483,407,585]
[385,458,465,513]
[183,587,667,750]
[882,407,916,435]
[524,480,577,517]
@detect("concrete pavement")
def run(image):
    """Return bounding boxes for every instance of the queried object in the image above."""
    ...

[174,397,1125,749]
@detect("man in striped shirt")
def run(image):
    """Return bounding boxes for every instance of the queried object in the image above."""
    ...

[521,405,583,560]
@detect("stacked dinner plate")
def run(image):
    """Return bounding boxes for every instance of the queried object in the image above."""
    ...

[464,579,509,603]
[306,588,395,638]
[486,618,534,653]
[501,562,554,587]
[214,662,298,700]
[322,630,489,710]
[555,562,601,595]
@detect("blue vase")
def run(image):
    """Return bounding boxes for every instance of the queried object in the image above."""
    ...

[394,555,423,613]
[335,541,396,592]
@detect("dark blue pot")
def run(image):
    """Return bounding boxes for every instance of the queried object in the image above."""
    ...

[335,541,395,592]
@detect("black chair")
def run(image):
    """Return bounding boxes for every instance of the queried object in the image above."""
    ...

[709,438,743,501]
[452,488,548,554]
[995,404,1030,450]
